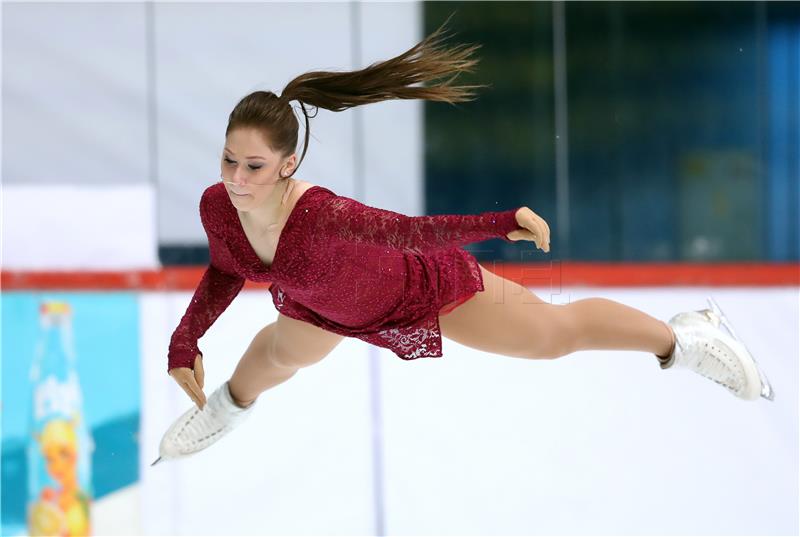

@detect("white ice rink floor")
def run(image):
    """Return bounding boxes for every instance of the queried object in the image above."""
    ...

[133,286,797,536]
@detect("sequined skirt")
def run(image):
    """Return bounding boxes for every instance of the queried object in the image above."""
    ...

[432,247,485,317]
[439,292,477,316]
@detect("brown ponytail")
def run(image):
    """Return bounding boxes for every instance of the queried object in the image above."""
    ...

[226,12,488,179]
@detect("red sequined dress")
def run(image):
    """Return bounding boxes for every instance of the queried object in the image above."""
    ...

[167,181,523,373]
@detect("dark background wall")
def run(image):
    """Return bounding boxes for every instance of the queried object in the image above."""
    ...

[424,1,799,263]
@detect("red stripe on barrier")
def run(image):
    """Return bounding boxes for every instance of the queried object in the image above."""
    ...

[484,262,800,287]
[1,262,797,290]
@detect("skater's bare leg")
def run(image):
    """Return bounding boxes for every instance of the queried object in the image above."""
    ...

[439,264,675,360]
[228,314,345,408]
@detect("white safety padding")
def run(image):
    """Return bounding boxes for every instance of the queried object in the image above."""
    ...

[2,184,158,270]
[3,3,150,185]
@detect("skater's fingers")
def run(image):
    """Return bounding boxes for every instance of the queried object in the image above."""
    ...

[534,212,550,238]
[169,366,193,384]
[509,228,549,252]
[194,354,204,390]
[179,384,197,408]
[187,379,206,410]
[514,207,550,252]
[170,367,206,409]
[182,378,206,410]
[530,219,549,251]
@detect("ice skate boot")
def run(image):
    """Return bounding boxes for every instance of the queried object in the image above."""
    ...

[150,380,256,466]
[657,297,775,402]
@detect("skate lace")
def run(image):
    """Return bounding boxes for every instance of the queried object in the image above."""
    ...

[684,339,743,394]
[175,406,228,453]
[173,391,249,454]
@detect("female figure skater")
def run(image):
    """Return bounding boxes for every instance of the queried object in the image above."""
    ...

[152,19,773,466]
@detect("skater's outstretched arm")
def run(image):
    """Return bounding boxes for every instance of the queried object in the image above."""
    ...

[308,193,526,255]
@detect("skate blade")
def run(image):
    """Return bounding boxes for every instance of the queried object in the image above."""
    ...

[706,296,776,402]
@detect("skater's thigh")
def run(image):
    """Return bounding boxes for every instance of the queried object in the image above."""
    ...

[271,313,345,369]
[438,264,572,359]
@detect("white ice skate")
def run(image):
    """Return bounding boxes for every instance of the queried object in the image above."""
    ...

[150,380,256,466]
[659,296,775,402]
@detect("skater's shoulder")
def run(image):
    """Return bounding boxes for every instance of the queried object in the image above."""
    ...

[199,182,226,221]
[292,180,318,200]
[203,181,227,201]
[292,181,338,209]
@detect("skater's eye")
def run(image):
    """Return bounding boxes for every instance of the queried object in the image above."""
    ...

[223,157,262,171]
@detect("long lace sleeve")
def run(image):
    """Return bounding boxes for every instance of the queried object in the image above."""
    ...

[311,194,523,255]
[166,260,245,374]
[166,191,246,374]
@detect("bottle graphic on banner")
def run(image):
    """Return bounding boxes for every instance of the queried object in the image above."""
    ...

[27,300,94,536]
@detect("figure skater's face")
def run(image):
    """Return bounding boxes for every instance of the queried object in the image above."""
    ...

[221,127,296,209]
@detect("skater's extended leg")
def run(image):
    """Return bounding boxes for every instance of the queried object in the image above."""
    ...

[439,264,674,360]
[228,313,345,407]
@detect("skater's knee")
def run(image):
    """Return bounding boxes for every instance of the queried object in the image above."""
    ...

[269,329,328,370]
[523,305,581,359]
[244,323,277,364]
[268,314,345,369]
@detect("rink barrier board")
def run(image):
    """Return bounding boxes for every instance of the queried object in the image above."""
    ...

[2,262,798,290]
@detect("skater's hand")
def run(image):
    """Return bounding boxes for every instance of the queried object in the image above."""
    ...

[169,354,207,410]
[507,207,550,252]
